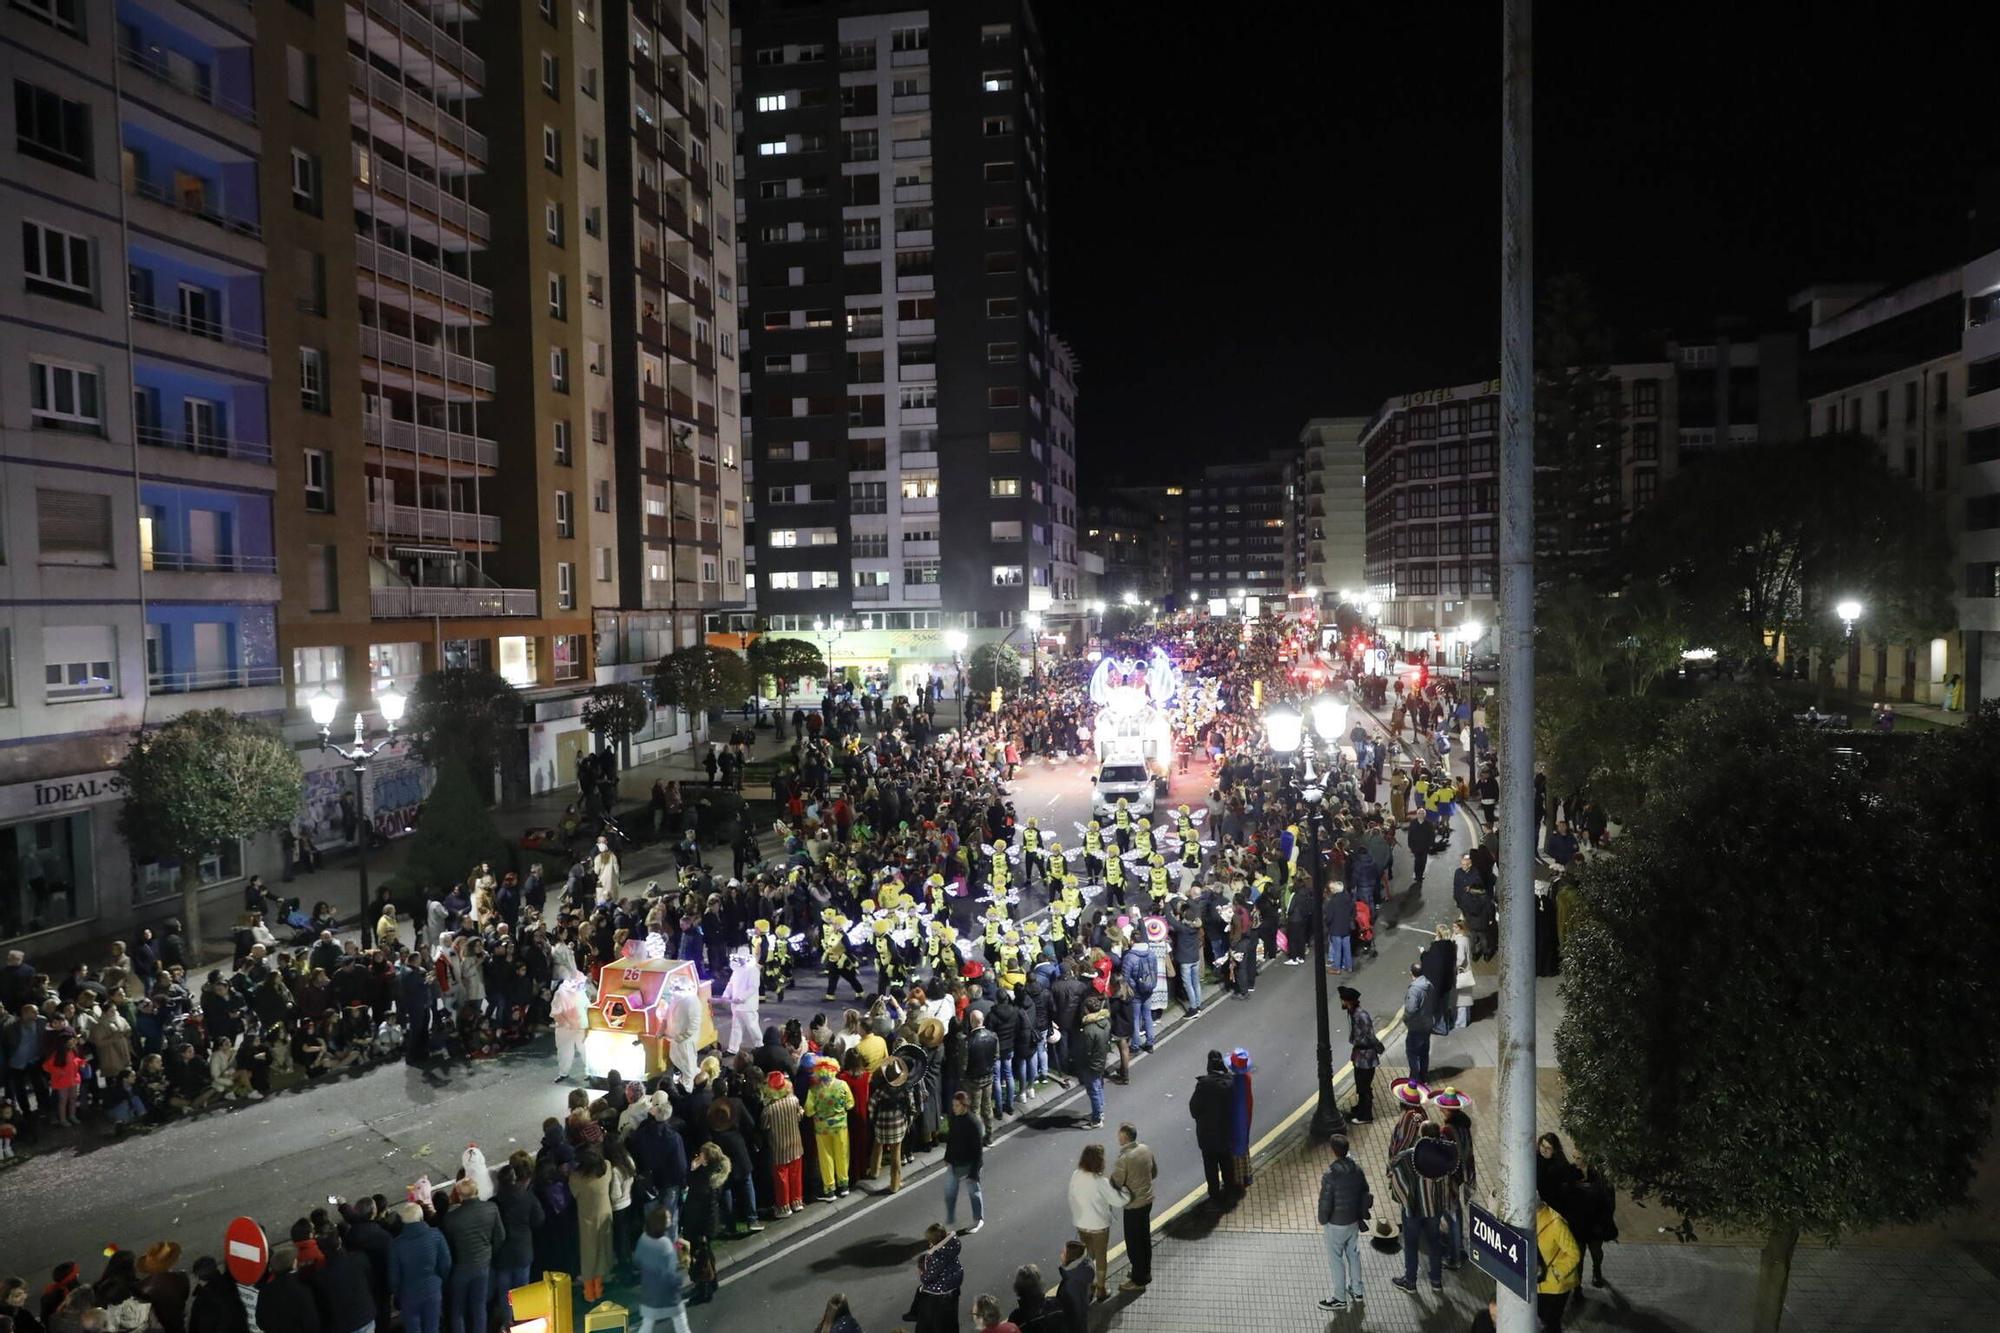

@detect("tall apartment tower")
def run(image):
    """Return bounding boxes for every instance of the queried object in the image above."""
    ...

[730,0,1056,694]
[3,0,285,949]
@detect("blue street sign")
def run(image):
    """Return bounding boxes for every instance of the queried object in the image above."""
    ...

[1469,1203,1532,1301]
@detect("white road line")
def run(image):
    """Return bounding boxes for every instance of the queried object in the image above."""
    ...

[1395,924,1434,936]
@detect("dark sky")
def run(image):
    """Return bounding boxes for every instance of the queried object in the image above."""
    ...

[1040,3,1995,487]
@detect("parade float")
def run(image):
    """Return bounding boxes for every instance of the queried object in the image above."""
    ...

[1086,647,1179,770]
[581,947,717,1085]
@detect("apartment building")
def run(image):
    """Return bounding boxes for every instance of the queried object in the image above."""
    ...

[3,0,284,949]
[1799,273,1965,705]
[1045,331,1079,643]
[1295,416,1369,607]
[1181,453,1291,610]
[1360,367,1676,658]
[729,0,1057,695]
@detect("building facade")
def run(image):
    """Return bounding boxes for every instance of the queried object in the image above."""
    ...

[1295,416,1368,606]
[728,0,1057,693]
[4,0,285,948]
[1182,452,1291,610]
[1360,368,1677,658]
[1800,272,1965,704]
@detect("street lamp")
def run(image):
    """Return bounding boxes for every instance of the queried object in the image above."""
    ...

[1834,598,1864,698]
[1459,619,1485,663]
[1312,694,1350,755]
[1120,590,1140,607]
[813,616,846,692]
[1264,700,1345,1141]
[942,628,968,715]
[1025,611,1044,682]
[310,687,406,948]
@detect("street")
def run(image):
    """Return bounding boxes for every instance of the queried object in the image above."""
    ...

[0,714,1478,1324]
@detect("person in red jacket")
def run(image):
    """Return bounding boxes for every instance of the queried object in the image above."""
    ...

[41,1034,83,1126]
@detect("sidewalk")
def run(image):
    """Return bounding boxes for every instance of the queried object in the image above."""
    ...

[1096,1062,2000,1333]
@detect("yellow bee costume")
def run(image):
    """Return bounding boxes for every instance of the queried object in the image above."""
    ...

[768,924,795,1000]
[1147,853,1171,907]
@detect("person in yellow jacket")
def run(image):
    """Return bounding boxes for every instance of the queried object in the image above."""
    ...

[1535,1198,1582,1329]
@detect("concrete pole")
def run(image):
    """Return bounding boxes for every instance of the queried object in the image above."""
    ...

[1497,0,1539,1330]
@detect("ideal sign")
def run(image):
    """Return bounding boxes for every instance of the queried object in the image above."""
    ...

[0,769,120,822]
[1469,1202,1532,1301]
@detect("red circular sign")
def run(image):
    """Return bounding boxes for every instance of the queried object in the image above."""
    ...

[224,1216,268,1286]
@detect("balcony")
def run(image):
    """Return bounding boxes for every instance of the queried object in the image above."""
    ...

[360,327,496,391]
[361,415,498,468]
[149,664,283,696]
[370,586,538,618]
[900,494,939,514]
[352,236,495,317]
[129,174,260,240]
[853,582,892,601]
[130,300,268,353]
[354,0,485,86]
[902,539,940,557]
[146,550,279,574]
[135,422,272,464]
[367,500,500,543]
[356,153,491,242]
[891,94,930,113]
[898,361,936,382]
[893,183,932,204]
[347,55,488,166]
[891,138,932,159]
[899,451,938,470]
[896,229,933,248]
[118,41,257,126]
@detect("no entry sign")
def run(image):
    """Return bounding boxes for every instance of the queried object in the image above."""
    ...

[224,1216,268,1286]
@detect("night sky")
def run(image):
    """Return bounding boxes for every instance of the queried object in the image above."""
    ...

[1040,2,1994,486]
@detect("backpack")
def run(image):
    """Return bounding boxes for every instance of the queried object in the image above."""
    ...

[1127,949,1157,997]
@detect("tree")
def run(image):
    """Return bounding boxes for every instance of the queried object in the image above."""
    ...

[403,668,524,789]
[653,644,752,720]
[1622,435,1954,674]
[397,757,512,896]
[1555,692,2000,1333]
[579,682,652,751]
[746,636,826,707]
[114,710,303,947]
[967,642,1023,697]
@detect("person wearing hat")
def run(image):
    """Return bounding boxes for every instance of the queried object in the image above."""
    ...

[1388,1121,1459,1297]
[804,1063,855,1199]
[868,1057,913,1193]
[134,1244,188,1333]
[761,1069,806,1217]
[1338,987,1381,1123]
[1187,1050,1236,1206]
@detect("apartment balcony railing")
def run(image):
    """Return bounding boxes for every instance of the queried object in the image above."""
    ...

[891,138,931,159]
[148,665,283,695]
[117,41,258,125]
[135,422,273,464]
[361,415,498,468]
[352,236,494,316]
[356,153,491,241]
[370,586,538,618]
[355,0,485,85]
[130,300,268,353]
[367,500,500,543]
[146,550,280,573]
[129,174,260,239]
[347,55,488,164]
[360,327,496,391]
[853,583,892,601]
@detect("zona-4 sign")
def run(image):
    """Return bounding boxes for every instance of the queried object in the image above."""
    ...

[1469,1202,1532,1302]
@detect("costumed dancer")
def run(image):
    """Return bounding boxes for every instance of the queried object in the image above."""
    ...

[550,971,591,1083]
[664,973,702,1093]
[1020,817,1047,886]
[723,946,763,1054]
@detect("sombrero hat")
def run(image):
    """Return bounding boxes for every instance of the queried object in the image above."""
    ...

[883,1056,908,1087]
[1430,1085,1473,1112]
[137,1242,182,1275]
[1390,1078,1431,1109]
[915,1016,946,1049]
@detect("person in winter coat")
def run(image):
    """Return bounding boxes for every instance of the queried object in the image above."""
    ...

[632,1207,689,1333]
[1116,943,1158,1051]
[943,1089,986,1232]
[1071,997,1111,1130]
[437,1177,506,1333]
[340,1198,395,1326]
[491,1162,546,1298]
[1316,1135,1373,1312]
[1536,1199,1583,1329]
[1187,1050,1236,1204]
[307,1230,375,1333]
[628,1094,690,1235]
[1065,1142,1126,1304]
[1566,1152,1619,1290]
[571,1150,616,1302]
[387,1202,452,1333]
[680,1144,729,1305]
[986,991,1022,1114]
[186,1257,247,1333]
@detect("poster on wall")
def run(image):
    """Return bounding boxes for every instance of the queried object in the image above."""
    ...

[299,752,435,850]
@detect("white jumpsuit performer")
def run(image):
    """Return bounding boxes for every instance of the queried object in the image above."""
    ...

[721,948,761,1055]
[665,975,702,1091]
[550,973,591,1081]
[592,839,621,904]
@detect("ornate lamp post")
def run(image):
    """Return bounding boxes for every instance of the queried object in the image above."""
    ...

[308,687,406,947]
[1264,704,1348,1140]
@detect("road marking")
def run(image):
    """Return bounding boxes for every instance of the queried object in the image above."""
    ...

[1396,924,1434,936]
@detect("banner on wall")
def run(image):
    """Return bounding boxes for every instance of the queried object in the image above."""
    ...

[299,751,435,849]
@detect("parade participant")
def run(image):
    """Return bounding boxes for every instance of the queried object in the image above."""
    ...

[1389,1122,1459,1297]
[1145,855,1171,912]
[1102,846,1129,910]
[1112,799,1133,856]
[804,1063,854,1199]
[721,948,761,1055]
[766,926,796,1002]
[820,911,864,1002]
[1081,820,1106,882]
[549,972,590,1084]
[1020,818,1047,887]
[1224,1047,1256,1193]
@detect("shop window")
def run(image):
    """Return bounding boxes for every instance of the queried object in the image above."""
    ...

[0,810,94,937]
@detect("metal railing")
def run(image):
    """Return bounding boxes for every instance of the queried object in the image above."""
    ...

[359,327,496,391]
[352,236,494,315]
[367,500,500,543]
[347,55,487,163]
[146,550,280,574]
[360,415,498,468]
[134,422,273,464]
[117,40,258,125]
[128,174,260,239]
[148,665,283,695]
[356,0,485,84]
[129,300,268,353]
[370,586,537,618]
[354,153,490,241]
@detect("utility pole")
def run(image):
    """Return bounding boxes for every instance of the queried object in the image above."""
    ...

[1497,1,1539,1331]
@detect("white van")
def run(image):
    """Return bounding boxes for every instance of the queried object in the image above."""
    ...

[1092,760,1157,819]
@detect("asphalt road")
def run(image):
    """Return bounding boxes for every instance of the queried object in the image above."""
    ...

[0,718,1476,1317]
